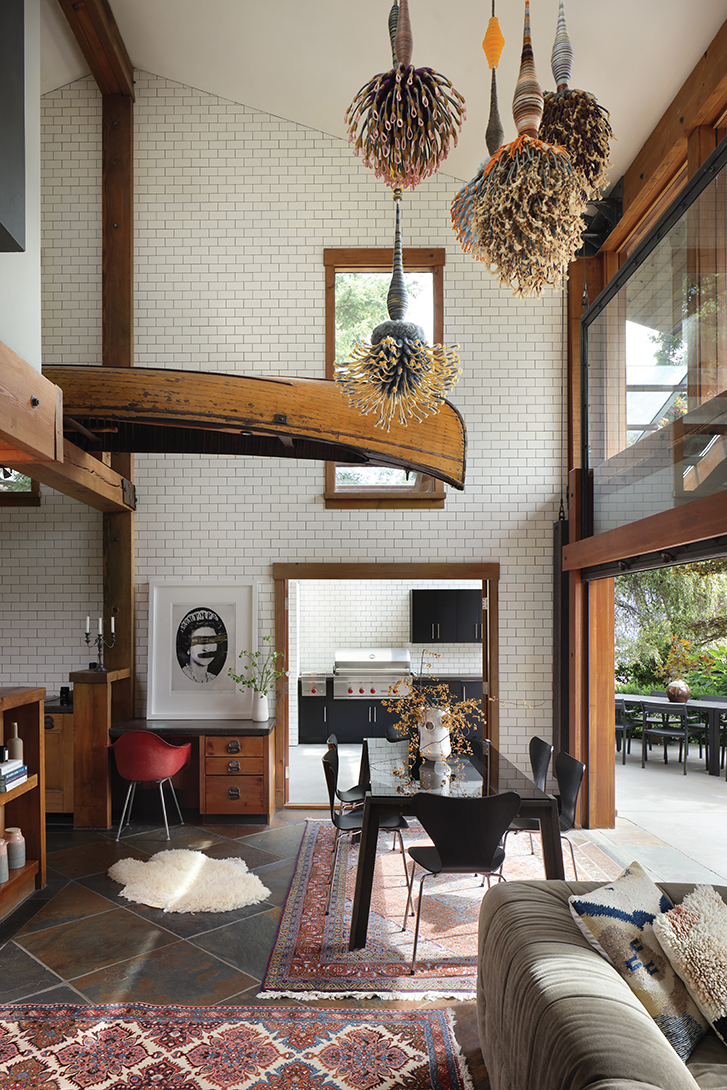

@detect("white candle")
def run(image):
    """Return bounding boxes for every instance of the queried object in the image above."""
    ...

[98,617,103,634]
[86,616,90,633]
[111,616,115,634]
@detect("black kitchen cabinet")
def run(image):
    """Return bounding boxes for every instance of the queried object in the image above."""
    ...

[297,695,329,744]
[410,589,483,643]
[326,699,399,743]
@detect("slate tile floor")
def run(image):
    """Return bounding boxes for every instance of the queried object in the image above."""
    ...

[0,808,489,1087]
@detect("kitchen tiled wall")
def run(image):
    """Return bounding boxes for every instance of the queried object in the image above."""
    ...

[0,69,564,772]
[297,579,484,676]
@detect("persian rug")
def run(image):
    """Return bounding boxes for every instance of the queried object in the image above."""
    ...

[259,819,620,1001]
[108,850,270,913]
[0,1002,472,1090]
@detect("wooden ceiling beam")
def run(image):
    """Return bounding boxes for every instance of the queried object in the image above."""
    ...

[56,0,134,98]
[604,14,727,253]
[0,341,63,463]
[5,438,134,513]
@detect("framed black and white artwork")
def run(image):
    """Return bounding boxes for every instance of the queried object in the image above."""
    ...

[147,579,256,718]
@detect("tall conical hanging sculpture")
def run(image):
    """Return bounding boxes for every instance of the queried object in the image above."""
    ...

[539,0,613,198]
[345,0,466,190]
[335,190,461,430]
[451,1,505,256]
[470,0,585,296]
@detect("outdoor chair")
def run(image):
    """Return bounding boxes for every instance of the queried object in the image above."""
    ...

[615,697,641,763]
[554,750,586,878]
[109,731,191,841]
[401,791,521,973]
[321,748,408,914]
[641,701,707,774]
[502,735,553,853]
[705,696,727,769]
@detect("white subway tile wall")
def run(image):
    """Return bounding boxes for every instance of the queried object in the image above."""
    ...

[296,579,484,675]
[0,70,563,772]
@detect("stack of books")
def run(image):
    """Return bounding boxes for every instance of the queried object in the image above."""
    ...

[0,759,27,792]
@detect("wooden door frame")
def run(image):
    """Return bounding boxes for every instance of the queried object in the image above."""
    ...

[271,562,499,810]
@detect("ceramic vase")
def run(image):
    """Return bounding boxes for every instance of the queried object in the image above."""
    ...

[5,827,24,869]
[0,840,8,884]
[418,708,451,760]
[252,692,269,722]
[7,722,22,762]
[666,679,691,703]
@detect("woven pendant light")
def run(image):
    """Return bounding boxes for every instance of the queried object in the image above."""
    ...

[335,190,461,430]
[345,0,466,190]
[470,0,585,296]
[539,0,613,198]
[451,1,505,256]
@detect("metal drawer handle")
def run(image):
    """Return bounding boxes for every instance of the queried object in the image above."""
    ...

[227,740,241,754]
[227,786,241,800]
[44,715,55,730]
[227,760,240,773]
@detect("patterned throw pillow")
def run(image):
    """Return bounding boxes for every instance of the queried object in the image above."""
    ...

[569,861,708,1061]
[653,884,727,1048]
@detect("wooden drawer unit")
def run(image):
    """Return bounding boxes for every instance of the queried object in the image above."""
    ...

[44,711,74,813]
[204,736,263,759]
[204,775,266,814]
[200,733,274,819]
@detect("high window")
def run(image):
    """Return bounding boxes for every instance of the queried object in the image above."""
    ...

[0,470,40,506]
[323,247,447,510]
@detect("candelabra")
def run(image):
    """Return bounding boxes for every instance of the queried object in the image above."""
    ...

[84,616,116,671]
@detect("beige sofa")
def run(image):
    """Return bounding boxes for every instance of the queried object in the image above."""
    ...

[477,880,727,1090]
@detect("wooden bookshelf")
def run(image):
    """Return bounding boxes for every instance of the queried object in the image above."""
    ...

[0,687,46,921]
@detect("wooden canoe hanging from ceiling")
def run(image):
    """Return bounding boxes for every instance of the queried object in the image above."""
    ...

[43,366,467,491]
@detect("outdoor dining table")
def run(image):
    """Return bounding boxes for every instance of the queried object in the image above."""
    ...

[348,738,565,950]
[622,693,726,776]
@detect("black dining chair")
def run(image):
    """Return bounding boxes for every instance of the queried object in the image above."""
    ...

[554,750,586,879]
[401,790,521,973]
[326,734,370,812]
[502,736,553,853]
[321,748,409,914]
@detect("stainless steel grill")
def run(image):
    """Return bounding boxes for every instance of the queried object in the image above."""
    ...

[332,648,412,699]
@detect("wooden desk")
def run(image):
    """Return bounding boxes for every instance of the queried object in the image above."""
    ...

[111,718,276,821]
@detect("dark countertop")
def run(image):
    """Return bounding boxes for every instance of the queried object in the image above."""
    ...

[301,674,483,682]
[45,699,73,713]
[110,718,275,736]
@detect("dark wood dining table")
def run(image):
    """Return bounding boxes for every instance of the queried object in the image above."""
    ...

[348,738,565,950]
[621,693,726,776]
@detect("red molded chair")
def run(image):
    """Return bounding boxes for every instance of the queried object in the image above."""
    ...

[109,731,191,841]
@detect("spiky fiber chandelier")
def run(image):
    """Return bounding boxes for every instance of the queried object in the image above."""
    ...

[470,0,585,296]
[451,0,506,256]
[335,190,461,430]
[539,0,613,199]
[345,0,466,190]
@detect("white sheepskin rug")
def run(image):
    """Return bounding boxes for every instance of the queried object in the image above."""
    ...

[108,849,271,913]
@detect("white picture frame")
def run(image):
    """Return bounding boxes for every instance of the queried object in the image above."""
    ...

[147,578,257,719]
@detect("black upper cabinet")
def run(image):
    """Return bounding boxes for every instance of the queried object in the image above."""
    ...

[410,589,483,643]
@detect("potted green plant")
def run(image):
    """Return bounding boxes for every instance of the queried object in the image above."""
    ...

[228,635,286,721]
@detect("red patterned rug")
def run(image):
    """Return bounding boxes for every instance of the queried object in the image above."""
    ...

[0,1002,472,1089]
[259,819,620,1001]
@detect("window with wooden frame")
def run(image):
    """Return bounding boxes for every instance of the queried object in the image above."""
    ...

[0,470,40,506]
[324,247,447,510]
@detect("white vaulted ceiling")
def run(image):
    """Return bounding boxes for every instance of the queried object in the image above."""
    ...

[40,0,727,193]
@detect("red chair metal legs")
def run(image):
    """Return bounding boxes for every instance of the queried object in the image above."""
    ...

[109,731,191,841]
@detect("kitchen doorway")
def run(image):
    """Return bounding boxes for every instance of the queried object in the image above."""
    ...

[272,563,499,809]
